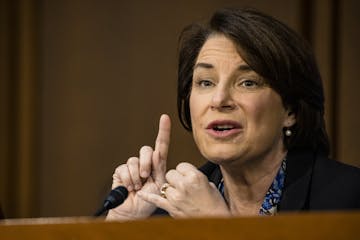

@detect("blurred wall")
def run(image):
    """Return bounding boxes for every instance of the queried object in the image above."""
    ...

[38,0,303,217]
[1,0,359,218]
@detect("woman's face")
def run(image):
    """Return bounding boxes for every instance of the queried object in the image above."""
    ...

[189,35,295,165]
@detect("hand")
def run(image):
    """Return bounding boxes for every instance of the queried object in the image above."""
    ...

[106,114,171,220]
[138,162,231,218]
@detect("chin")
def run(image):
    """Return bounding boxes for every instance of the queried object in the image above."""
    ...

[200,147,242,164]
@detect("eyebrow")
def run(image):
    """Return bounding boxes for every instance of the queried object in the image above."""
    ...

[194,62,253,72]
[193,62,213,69]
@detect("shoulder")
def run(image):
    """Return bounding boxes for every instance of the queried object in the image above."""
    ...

[313,154,360,186]
[309,153,360,209]
[282,149,360,211]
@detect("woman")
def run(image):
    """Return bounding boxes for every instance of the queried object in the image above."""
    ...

[107,8,360,220]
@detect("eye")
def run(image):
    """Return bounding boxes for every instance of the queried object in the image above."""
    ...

[196,80,214,88]
[239,79,259,88]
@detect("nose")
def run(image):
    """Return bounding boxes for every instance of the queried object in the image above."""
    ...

[210,85,235,111]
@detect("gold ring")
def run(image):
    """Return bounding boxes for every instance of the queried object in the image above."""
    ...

[160,183,170,198]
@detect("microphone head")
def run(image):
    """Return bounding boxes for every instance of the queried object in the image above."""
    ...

[104,186,128,210]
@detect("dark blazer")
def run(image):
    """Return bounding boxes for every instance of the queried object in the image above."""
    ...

[199,149,360,211]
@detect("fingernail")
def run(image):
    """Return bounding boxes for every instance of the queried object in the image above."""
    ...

[127,185,133,192]
[134,184,141,190]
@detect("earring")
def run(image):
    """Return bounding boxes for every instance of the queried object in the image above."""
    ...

[285,128,292,137]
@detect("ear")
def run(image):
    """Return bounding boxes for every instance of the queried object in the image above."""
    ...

[283,110,296,127]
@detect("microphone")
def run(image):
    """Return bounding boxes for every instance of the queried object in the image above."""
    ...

[94,186,128,216]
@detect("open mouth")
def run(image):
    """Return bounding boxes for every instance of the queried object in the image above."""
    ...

[212,124,237,131]
[206,120,242,137]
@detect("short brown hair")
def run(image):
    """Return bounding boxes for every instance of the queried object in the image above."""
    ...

[177,8,330,155]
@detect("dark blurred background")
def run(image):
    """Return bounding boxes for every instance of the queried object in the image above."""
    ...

[1,0,359,218]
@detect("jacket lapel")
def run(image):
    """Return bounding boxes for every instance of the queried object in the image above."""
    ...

[279,149,315,211]
[199,161,222,185]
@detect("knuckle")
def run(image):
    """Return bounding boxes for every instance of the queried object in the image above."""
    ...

[113,165,131,183]
[187,171,204,184]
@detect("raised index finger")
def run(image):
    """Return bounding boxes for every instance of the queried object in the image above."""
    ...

[155,114,171,160]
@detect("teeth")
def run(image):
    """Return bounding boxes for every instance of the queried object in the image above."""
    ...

[214,125,234,130]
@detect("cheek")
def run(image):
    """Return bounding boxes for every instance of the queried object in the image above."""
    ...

[189,94,196,123]
[244,94,286,132]
[189,93,207,142]
[189,93,204,124]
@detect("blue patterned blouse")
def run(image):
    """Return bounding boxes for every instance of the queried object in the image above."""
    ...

[218,159,286,216]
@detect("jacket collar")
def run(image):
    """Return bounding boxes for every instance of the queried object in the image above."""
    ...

[200,149,316,211]
[278,149,315,211]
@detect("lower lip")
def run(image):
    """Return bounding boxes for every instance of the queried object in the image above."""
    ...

[205,128,242,138]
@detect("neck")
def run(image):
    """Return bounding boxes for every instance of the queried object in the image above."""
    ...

[219,148,287,216]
